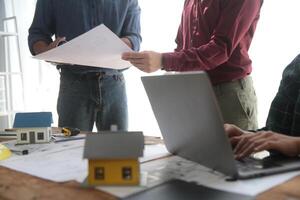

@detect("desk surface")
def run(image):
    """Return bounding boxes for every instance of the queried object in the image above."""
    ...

[257,175,300,200]
[0,165,300,200]
[0,166,116,200]
[1,134,300,200]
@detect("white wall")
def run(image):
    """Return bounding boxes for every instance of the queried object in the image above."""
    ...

[5,0,60,124]
[125,0,184,136]
[250,0,300,127]
[3,0,300,135]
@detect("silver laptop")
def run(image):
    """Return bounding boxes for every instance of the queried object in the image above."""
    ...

[141,71,300,180]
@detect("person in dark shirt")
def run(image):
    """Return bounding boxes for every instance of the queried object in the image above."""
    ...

[28,0,141,131]
[122,0,263,130]
[225,54,300,158]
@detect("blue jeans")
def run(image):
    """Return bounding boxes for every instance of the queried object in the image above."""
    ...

[57,69,128,131]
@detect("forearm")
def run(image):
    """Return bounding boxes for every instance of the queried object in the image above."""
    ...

[162,42,229,72]
[28,0,55,55]
[121,0,141,51]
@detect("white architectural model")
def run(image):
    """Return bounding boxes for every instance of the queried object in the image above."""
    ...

[14,112,53,144]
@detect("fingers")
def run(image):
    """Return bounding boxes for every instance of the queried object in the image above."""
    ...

[128,59,148,72]
[54,37,66,47]
[253,141,275,152]
[57,36,66,43]
[224,123,245,138]
[122,52,147,71]
[230,131,299,159]
[122,53,148,72]
[235,137,270,159]
[122,51,162,73]
[230,136,242,147]
[233,132,278,159]
[46,37,67,51]
[122,52,146,60]
[233,132,269,158]
[233,136,250,155]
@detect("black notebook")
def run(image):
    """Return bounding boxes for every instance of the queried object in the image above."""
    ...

[123,179,253,200]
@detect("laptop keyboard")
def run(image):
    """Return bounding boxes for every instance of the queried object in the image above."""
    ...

[235,157,281,172]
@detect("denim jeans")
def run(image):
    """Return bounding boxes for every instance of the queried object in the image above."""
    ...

[57,69,128,131]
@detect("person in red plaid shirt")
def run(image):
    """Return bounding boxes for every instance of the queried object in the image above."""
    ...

[123,0,263,130]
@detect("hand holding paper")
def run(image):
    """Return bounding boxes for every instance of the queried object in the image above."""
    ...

[34,24,133,70]
[33,37,66,55]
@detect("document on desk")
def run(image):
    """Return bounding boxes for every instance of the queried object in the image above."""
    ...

[0,140,170,183]
[34,24,133,69]
[140,156,300,197]
[0,139,88,182]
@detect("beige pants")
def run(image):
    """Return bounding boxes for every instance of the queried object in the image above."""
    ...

[213,76,258,130]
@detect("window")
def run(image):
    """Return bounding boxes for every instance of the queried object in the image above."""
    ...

[20,132,27,141]
[37,132,44,140]
[122,167,132,180]
[94,167,105,180]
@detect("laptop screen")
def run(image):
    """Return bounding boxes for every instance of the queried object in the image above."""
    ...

[141,72,238,177]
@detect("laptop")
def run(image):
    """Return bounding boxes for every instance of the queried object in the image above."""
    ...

[124,179,253,200]
[141,71,300,180]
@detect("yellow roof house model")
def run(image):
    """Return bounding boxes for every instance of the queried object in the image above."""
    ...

[83,132,144,186]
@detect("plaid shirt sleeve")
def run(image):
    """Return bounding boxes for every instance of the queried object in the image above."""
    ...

[265,54,300,136]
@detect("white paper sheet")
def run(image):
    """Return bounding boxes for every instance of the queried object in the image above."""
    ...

[139,156,300,197]
[2,140,299,198]
[0,141,170,183]
[140,144,170,163]
[34,24,133,69]
[1,139,87,182]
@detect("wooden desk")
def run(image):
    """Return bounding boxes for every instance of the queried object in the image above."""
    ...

[0,165,300,200]
[0,166,115,200]
[257,176,300,200]
[1,134,300,200]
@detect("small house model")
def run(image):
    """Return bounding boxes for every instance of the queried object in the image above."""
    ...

[14,112,53,144]
[83,131,144,186]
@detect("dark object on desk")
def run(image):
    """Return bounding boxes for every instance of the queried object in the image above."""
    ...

[123,179,253,200]
[54,136,85,143]
[62,127,80,137]
[11,149,29,155]
[0,131,17,139]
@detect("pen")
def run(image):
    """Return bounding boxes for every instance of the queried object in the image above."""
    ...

[54,136,85,143]
[11,149,29,155]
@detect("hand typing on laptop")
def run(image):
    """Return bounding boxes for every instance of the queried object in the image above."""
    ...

[224,124,300,159]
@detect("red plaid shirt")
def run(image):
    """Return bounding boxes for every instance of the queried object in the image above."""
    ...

[162,0,263,85]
